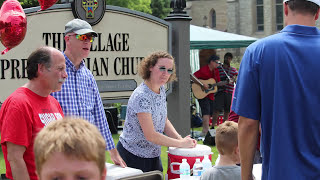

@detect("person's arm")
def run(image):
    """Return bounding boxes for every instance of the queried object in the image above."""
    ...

[6,142,30,180]
[138,113,196,148]
[90,79,127,167]
[93,100,127,167]
[238,116,259,180]
[108,148,127,167]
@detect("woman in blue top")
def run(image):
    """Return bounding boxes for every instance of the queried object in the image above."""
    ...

[117,51,197,172]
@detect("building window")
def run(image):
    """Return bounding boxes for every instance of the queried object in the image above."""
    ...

[256,0,264,31]
[276,0,283,30]
[210,9,216,28]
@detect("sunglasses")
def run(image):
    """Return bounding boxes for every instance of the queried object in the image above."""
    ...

[158,66,173,74]
[69,34,95,42]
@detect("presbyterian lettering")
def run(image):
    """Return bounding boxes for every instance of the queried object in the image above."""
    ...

[0,59,28,79]
[0,56,142,79]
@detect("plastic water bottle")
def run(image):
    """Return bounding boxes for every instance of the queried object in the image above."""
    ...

[193,158,203,178]
[180,159,190,178]
[202,155,212,174]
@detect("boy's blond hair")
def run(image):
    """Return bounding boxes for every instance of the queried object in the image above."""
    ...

[34,117,106,174]
[215,121,238,155]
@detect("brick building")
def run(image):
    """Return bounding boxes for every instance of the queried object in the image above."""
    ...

[187,0,320,61]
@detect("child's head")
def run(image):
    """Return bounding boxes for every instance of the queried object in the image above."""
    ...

[215,121,239,158]
[34,117,106,180]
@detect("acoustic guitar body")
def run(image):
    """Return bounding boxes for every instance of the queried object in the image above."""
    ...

[192,78,218,99]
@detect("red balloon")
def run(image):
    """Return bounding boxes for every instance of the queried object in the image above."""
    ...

[0,0,27,55]
[38,0,58,11]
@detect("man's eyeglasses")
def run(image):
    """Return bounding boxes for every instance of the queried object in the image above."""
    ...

[158,66,173,74]
[69,34,95,42]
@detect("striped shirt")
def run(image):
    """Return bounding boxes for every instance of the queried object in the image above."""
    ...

[217,66,238,94]
[51,53,115,150]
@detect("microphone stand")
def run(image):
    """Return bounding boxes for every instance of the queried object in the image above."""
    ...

[190,79,195,139]
[219,63,235,86]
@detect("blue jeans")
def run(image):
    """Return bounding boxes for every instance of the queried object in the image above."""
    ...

[116,141,163,172]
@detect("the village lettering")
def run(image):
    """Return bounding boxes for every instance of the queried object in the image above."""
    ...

[42,32,129,52]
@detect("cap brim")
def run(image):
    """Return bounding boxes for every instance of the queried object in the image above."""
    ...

[283,0,320,6]
[73,29,98,37]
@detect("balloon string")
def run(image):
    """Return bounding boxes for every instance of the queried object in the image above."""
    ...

[1,48,10,55]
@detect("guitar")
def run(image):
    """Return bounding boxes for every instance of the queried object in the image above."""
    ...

[191,74,228,99]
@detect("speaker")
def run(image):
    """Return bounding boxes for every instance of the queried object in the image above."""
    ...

[203,129,216,146]
[104,107,118,134]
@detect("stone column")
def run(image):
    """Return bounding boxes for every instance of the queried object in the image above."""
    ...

[227,0,241,56]
[165,0,192,137]
[264,0,274,35]
[227,0,239,34]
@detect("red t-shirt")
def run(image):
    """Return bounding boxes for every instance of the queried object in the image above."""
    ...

[0,87,64,180]
[193,65,220,100]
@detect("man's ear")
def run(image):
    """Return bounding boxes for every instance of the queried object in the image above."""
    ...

[283,2,289,16]
[315,8,320,21]
[64,35,70,44]
[101,166,107,180]
[37,64,45,75]
[235,146,240,155]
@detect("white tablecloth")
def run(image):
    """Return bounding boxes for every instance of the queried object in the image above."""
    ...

[106,163,143,180]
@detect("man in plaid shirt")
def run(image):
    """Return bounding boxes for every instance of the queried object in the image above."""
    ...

[51,19,126,167]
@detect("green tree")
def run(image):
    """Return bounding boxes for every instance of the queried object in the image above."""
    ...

[151,0,171,19]
[19,0,39,8]
[0,0,63,9]
[0,0,171,19]
[106,0,152,14]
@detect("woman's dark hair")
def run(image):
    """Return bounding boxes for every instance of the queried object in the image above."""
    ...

[27,47,52,80]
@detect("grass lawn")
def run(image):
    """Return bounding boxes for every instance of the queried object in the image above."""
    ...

[0,127,218,177]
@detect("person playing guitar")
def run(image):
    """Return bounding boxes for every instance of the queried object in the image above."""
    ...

[192,55,221,136]
[213,52,238,125]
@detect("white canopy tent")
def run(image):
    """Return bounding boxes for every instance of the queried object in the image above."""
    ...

[189,25,258,73]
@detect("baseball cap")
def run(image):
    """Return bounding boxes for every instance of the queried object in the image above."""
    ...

[65,19,97,37]
[208,55,220,64]
[283,0,320,6]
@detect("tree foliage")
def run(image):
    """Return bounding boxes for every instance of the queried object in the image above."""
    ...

[150,0,171,19]
[106,0,152,14]
[0,0,172,19]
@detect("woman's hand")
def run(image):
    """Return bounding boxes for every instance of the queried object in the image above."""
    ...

[179,135,197,148]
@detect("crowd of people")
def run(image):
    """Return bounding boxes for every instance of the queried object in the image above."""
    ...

[0,0,319,179]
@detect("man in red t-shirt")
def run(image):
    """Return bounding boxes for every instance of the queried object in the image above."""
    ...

[193,55,221,135]
[0,47,68,180]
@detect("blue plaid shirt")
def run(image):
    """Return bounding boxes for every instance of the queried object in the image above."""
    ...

[51,53,115,150]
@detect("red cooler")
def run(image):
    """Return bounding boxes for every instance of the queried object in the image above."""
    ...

[166,144,212,180]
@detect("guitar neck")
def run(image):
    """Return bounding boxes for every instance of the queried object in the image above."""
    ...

[190,74,204,87]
